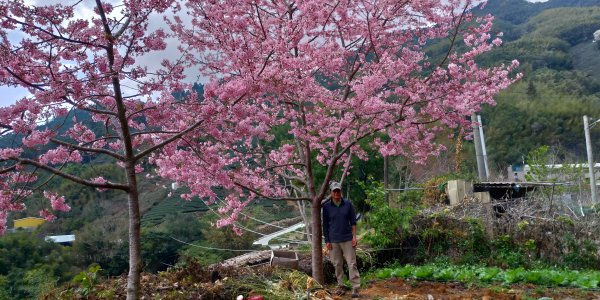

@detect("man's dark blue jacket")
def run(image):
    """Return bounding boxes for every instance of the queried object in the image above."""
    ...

[322,198,357,243]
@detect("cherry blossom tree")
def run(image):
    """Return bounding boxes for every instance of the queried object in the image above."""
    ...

[0,1,229,298]
[159,0,521,283]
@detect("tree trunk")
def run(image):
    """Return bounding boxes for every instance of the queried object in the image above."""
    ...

[297,200,312,243]
[126,165,141,300]
[310,198,324,283]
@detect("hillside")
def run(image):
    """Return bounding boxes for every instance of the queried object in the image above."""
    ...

[481,0,600,25]
[474,1,600,167]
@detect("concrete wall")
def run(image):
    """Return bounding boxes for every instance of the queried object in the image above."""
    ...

[447,180,473,206]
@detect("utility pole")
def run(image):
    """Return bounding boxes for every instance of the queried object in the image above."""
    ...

[384,155,389,202]
[477,115,490,180]
[472,114,487,181]
[584,115,598,204]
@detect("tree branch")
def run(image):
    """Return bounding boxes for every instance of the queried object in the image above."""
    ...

[17,158,129,191]
[266,162,305,170]
[5,16,105,49]
[113,17,131,39]
[134,118,205,162]
[280,172,308,187]
[233,181,312,202]
[0,165,17,174]
[50,138,125,160]
[339,152,353,185]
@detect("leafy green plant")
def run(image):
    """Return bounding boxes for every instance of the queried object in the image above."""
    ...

[22,268,57,300]
[456,268,477,282]
[493,235,524,268]
[562,234,600,270]
[523,239,536,252]
[391,266,414,278]
[477,267,501,282]
[71,264,102,297]
[433,267,457,281]
[517,220,529,231]
[375,268,393,280]
[360,178,417,248]
[372,263,600,290]
[413,266,435,279]
[458,218,490,264]
[503,267,525,284]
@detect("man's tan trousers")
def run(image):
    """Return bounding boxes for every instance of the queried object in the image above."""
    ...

[329,240,360,289]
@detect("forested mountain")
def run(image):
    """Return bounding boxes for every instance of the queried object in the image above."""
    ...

[472,0,600,168]
[482,0,600,26]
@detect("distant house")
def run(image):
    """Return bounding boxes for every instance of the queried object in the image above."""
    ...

[508,163,600,182]
[45,235,75,246]
[13,217,45,230]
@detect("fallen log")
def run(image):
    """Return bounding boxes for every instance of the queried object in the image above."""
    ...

[213,250,272,268]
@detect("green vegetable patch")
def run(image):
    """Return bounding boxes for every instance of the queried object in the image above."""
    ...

[372,264,600,289]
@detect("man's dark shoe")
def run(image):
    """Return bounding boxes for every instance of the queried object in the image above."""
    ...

[351,288,359,298]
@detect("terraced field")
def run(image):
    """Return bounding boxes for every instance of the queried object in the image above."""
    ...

[141,188,297,226]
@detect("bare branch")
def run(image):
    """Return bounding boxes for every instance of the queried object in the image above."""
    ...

[5,16,105,49]
[339,152,353,185]
[134,119,205,162]
[50,138,125,160]
[233,181,312,202]
[17,158,129,191]
[113,17,131,39]
[266,162,305,170]
[280,173,308,187]
[0,165,17,174]
[256,50,274,78]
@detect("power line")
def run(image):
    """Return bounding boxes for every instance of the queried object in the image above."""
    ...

[169,236,416,254]
[170,236,258,252]
[204,196,308,245]
[214,195,309,236]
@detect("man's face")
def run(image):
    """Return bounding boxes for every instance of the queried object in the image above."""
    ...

[331,189,342,202]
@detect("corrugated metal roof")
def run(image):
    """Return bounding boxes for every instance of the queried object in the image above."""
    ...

[45,235,75,243]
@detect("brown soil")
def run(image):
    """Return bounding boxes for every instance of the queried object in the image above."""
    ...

[329,278,600,300]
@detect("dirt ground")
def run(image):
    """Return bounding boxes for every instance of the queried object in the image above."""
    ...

[328,278,600,300]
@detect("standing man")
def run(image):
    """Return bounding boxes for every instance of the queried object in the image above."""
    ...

[323,181,360,298]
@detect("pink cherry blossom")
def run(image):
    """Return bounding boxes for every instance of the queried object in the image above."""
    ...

[44,191,71,212]
[22,129,53,148]
[39,209,56,222]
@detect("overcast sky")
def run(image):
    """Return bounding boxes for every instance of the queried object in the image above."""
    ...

[0,0,203,109]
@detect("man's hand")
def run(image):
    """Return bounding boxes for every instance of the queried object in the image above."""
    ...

[352,236,357,248]
[326,243,332,251]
